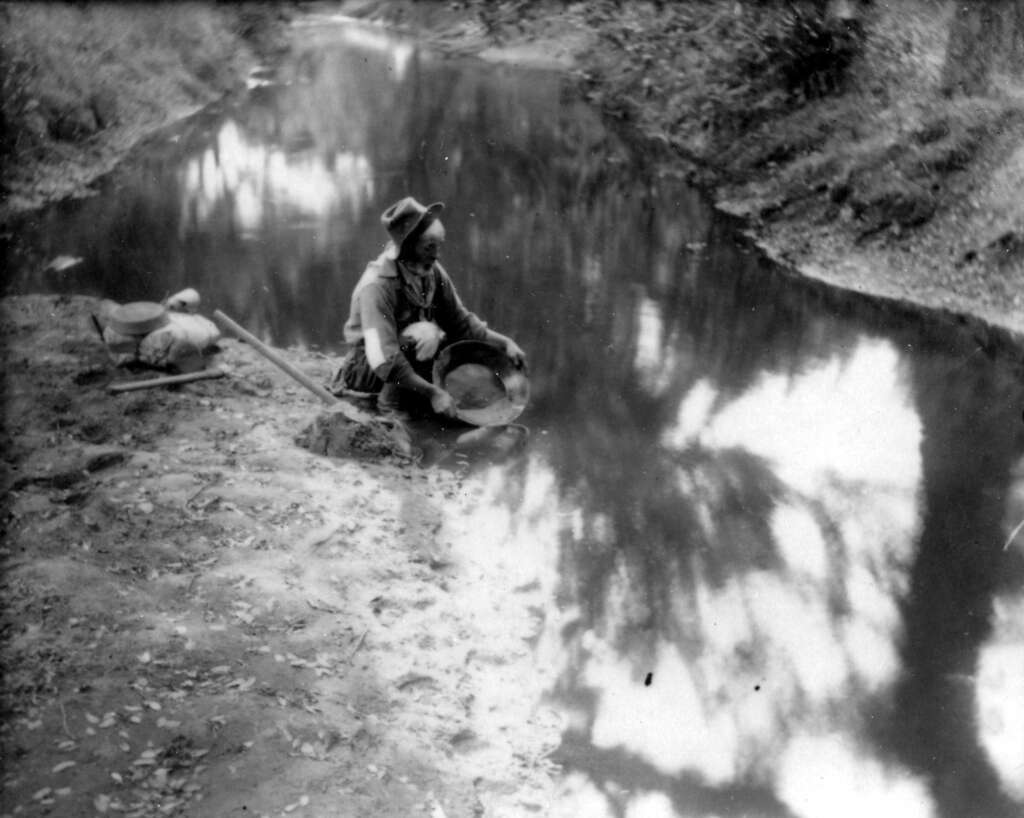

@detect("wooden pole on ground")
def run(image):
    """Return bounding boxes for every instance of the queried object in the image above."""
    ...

[212,309,338,406]
[107,368,225,393]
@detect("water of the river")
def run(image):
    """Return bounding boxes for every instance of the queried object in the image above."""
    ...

[4,15,1024,818]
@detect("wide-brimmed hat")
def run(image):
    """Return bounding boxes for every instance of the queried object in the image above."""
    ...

[381,197,444,259]
[106,301,170,336]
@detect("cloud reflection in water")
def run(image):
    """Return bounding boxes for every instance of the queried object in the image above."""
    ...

[976,591,1024,801]
[692,338,920,493]
[452,335,933,817]
[180,119,376,244]
[777,734,933,818]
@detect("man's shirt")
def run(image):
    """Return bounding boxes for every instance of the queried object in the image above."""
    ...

[343,249,489,376]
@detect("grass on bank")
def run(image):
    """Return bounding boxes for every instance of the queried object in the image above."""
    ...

[556,0,1023,252]
[0,2,289,205]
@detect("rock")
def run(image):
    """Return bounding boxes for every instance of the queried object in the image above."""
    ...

[83,448,128,473]
[50,105,98,141]
[89,89,118,129]
[913,119,950,145]
[991,230,1024,259]
[14,468,86,490]
[912,135,979,174]
[73,366,107,386]
[9,444,127,491]
[974,230,1024,269]
[829,179,852,203]
[849,173,936,232]
[22,109,50,142]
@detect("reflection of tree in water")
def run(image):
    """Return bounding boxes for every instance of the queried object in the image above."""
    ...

[555,731,790,818]
[520,225,1024,813]
[533,209,866,602]
[491,191,1024,813]
[875,355,1024,818]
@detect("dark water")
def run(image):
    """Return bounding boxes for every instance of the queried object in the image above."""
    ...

[5,15,1024,818]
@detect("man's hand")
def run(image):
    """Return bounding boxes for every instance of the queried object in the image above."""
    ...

[503,338,527,369]
[430,387,457,418]
[484,330,526,369]
[402,321,445,362]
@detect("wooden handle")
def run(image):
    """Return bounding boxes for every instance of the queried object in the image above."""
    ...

[107,368,225,393]
[212,309,337,405]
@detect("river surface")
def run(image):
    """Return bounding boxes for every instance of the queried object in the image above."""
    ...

[4,14,1024,818]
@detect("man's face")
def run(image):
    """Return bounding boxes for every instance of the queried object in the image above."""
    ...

[410,219,446,266]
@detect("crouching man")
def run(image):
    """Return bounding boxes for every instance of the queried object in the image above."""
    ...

[333,196,525,418]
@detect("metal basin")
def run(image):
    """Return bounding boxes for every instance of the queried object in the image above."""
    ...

[432,340,530,426]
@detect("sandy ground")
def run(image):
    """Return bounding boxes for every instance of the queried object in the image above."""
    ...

[0,295,561,818]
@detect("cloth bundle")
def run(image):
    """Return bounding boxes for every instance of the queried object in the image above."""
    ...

[99,291,220,372]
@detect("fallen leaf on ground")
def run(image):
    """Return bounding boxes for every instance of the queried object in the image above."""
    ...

[306,596,343,614]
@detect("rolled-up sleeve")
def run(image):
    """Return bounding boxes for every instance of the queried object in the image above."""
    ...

[358,283,402,377]
[434,266,488,342]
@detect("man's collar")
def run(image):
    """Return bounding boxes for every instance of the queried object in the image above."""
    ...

[373,248,399,277]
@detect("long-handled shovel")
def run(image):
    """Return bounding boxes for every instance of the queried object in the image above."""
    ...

[212,310,369,422]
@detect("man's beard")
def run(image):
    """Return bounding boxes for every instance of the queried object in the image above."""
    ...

[403,258,434,277]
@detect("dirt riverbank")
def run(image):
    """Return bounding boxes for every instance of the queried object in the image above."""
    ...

[1,295,560,817]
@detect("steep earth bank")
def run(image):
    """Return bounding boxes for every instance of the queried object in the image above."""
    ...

[514,1,1024,341]
[0,2,293,221]
[363,0,1024,341]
